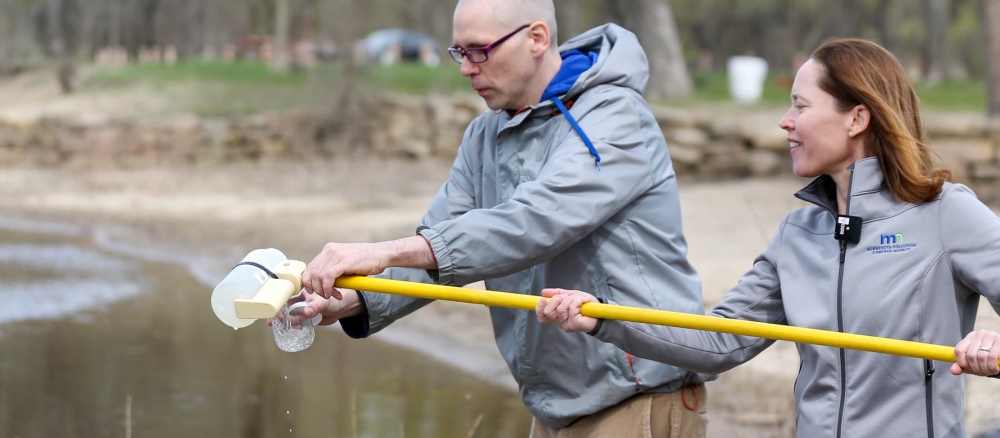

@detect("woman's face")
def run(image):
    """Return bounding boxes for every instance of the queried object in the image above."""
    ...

[778,59,866,179]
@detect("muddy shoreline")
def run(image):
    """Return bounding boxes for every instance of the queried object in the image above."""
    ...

[3,161,1000,437]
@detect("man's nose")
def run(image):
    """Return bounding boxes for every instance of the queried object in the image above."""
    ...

[460,58,479,77]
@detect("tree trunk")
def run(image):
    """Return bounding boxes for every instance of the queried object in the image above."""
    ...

[923,0,948,84]
[47,0,77,94]
[982,0,1000,118]
[875,0,895,53]
[819,0,861,41]
[554,0,580,44]
[610,0,692,101]
[181,0,203,58]
[271,0,290,72]
[47,0,64,64]
[110,0,121,48]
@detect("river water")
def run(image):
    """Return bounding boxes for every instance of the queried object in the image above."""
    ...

[0,225,531,438]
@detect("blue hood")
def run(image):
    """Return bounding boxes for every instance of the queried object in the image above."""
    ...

[540,49,599,102]
[540,49,602,169]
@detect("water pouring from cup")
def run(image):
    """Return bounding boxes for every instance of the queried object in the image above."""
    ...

[210,249,320,352]
[270,292,322,352]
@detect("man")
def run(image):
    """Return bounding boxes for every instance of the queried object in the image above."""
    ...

[300,0,711,435]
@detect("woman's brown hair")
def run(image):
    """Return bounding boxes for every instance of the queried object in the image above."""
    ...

[811,38,951,204]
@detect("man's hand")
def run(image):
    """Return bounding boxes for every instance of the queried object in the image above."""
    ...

[536,288,600,333]
[301,236,438,299]
[301,288,364,325]
[952,329,1000,377]
[267,289,364,327]
[302,243,388,299]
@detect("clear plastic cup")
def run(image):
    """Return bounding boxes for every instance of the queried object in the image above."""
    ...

[270,293,322,352]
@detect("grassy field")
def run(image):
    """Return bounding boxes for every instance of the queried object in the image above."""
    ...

[82,60,470,116]
[80,61,988,116]
[674,71,987,112]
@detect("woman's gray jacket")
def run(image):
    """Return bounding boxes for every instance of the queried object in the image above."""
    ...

[595,158,1000,438]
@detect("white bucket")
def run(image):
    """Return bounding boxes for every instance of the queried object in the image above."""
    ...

[727,56,769,104]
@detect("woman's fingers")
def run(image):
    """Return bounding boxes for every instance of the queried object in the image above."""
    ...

[953,330,1000,376]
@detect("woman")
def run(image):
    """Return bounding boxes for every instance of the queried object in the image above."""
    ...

[535,38,1000,438]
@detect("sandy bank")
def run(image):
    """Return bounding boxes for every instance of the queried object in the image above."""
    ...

[2,161,998,437]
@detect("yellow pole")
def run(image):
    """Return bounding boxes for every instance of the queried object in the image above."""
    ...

[334,276,983,365]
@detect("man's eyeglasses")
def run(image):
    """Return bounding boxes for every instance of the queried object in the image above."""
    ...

[448,24,531,64]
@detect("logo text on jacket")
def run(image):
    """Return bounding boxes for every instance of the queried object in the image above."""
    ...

[867,233,917,255]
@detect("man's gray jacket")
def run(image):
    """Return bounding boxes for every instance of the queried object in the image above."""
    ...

[593,158,1000,437]
[339,24,708,428]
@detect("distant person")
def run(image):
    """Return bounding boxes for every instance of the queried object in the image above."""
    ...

[537,38,1000,438]
[297,0,712,436]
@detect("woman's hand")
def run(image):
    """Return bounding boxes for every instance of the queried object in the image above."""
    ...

[951,329,1000,377]
[535,288,600,333]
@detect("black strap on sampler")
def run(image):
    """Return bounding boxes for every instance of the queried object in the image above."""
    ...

[235,261,279,279]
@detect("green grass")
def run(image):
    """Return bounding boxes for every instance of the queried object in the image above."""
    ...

[362,63,470,95]
[87,60,313,88]
[88,60,470,95]
[685,71,795,105]
[914,80,986,112]
[672,72,988,112]
[81,61,988,116]
[82,60,472,116]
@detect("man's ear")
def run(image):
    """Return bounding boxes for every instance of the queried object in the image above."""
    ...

[527,21,551,56]
[849,105,870,137]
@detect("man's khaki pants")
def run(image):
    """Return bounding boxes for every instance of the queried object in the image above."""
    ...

[529,384,708,438]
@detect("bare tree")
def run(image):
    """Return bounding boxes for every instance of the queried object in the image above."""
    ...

[270,0,290,71]
[0,3,11,71]
[818,0,862,42]
[923,0,948,83]
[982,0,1000,118]
[554,0,580,43]
[42,0,79,93]
[875,0,896,53]
[607,0,692,101]
[110,0,121,48]
[1,0,994,101]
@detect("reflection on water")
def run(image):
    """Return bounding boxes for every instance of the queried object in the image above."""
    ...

[0,228,531,438]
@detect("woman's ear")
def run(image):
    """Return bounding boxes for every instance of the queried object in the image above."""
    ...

[849,105,870,138]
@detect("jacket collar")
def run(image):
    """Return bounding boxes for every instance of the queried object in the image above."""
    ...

[795,174,839,218]
[847,157,885,195]
[794,157,894,220]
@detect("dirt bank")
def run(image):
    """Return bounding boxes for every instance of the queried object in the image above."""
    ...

[2,160,998,437]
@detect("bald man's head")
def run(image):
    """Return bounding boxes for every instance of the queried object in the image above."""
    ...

[452,0,564,111]
[456,0,558,48]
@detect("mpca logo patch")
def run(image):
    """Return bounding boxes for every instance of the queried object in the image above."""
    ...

[866,233,917,255]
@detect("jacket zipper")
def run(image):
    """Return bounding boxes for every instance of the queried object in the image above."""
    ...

[835,239,848,438]
[835,170,856,438]
[925,359,935,438]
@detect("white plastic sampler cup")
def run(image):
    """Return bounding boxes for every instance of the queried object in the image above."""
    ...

[211,248,287,329]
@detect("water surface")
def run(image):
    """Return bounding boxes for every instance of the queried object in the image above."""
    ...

[0,228,531,437]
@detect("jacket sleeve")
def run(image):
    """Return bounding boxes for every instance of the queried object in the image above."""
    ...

[341,123,481,338]
[418,92,654,286]
[940,185,1000,313]
[592,217,790,374]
